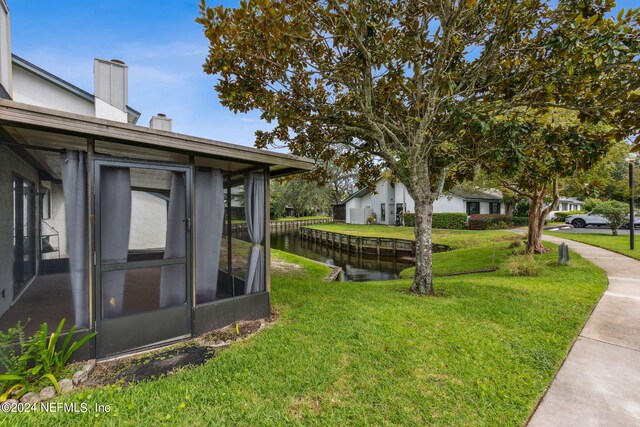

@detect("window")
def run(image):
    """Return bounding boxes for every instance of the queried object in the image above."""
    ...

[380,203,386,222]
[489,202,501,214]
[466,201,480,215]
[562,203,568,211]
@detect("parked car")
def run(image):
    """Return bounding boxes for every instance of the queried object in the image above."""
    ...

[565,212,640,228]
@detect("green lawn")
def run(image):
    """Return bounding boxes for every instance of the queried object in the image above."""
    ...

[14,245,606,426]
[401,241,517,278]
[306,223,517,249]
[545,231,640,260]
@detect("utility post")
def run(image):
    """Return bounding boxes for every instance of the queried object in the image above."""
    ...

[630,161,635,251]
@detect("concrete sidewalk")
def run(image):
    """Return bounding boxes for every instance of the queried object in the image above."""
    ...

[528,235,640,426]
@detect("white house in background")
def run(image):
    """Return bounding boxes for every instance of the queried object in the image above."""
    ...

[341,179,504,225]
[546,196,585,220]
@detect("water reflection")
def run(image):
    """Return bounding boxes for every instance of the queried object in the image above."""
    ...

[236,228,414,282]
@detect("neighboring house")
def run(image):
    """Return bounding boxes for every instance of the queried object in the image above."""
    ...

[546,196,585,220]
[338,179,504,225]
[0,0,313,359]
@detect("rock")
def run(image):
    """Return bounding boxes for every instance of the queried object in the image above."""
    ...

[59,378,73,394]
[2,399,19,412]
[72,369,88,385]
[83,360,96,375]
[20,392,41,404]
[39,386,56,400]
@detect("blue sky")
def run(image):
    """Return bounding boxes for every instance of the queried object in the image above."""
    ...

[8,0,267,147]
[7,0,637,149]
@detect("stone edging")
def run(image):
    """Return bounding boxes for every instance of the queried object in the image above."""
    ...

[3,360,96,408]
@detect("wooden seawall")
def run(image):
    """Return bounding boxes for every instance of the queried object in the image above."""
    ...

[299,227,451,257]
[231,218,333,232]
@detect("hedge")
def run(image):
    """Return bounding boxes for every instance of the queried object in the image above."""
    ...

[433,213,468,229]
[403,212,468,229]
[512,216,529,226]
[403,213,527,229]
[552,210,587,222]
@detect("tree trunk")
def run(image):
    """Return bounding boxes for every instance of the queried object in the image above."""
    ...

[526,192,549,254]
[410,197,435,295]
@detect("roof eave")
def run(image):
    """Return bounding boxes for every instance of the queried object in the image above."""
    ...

[0,99,315,172]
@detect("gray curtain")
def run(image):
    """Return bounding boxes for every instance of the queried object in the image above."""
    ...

[59,151,88,328]
[244,172,265,294]
[195,169,224,303]
[100,167,132,318]
[160,172,187,307]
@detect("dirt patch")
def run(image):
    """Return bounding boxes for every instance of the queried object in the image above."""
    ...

[289,396,322,419]
[79,317,275,389]
[271,258,303,273]
[83,345,216,387]
[196,319,267,346]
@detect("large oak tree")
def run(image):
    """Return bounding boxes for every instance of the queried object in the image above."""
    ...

[198,0,640,294]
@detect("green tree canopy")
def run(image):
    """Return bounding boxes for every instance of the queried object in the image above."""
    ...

[198,0,640,293]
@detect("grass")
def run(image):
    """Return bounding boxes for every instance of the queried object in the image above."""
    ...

[305,223,517,249]
[13,243,606,426]
[400,240,518,278]
[545,231,640,260]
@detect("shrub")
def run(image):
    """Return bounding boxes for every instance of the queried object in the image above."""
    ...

[552,210,587,222]
[591,200,630,235]
[402,212,468,229]
[433,213,467,229]
[512,216,529,226]
[583,198,602,212]
[0,319,95,402]
[468,214,513,230]
[403,212,415,227]
[504,254,541,276]
[514,200,530,217]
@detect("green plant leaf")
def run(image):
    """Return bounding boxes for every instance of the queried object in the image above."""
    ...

[40,373,60,394]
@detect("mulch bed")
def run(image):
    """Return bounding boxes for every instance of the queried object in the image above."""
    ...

[79,318,272,389]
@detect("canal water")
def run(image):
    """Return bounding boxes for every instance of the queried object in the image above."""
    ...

[236,228,414,282]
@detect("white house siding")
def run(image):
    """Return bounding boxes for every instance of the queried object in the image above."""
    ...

[11,65,95,116]
[433,195,466,213]
[0,146,40,318]
[546,198,585,220]
[129,191,167,250]
[0,0,12,95]
[343,179,505,224]
[95,97,128,123]
[42,182,68,260]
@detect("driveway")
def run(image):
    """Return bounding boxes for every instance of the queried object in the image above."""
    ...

[546,225,633,235]
[528,234,640,426]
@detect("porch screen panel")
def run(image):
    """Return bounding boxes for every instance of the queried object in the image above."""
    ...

[100,167,132,318]
[195,169,224,303]
[59,151,89,328]
[160,172,187,307]
[244,172,265,294]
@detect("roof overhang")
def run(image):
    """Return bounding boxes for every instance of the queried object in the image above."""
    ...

[0,99,315,178]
